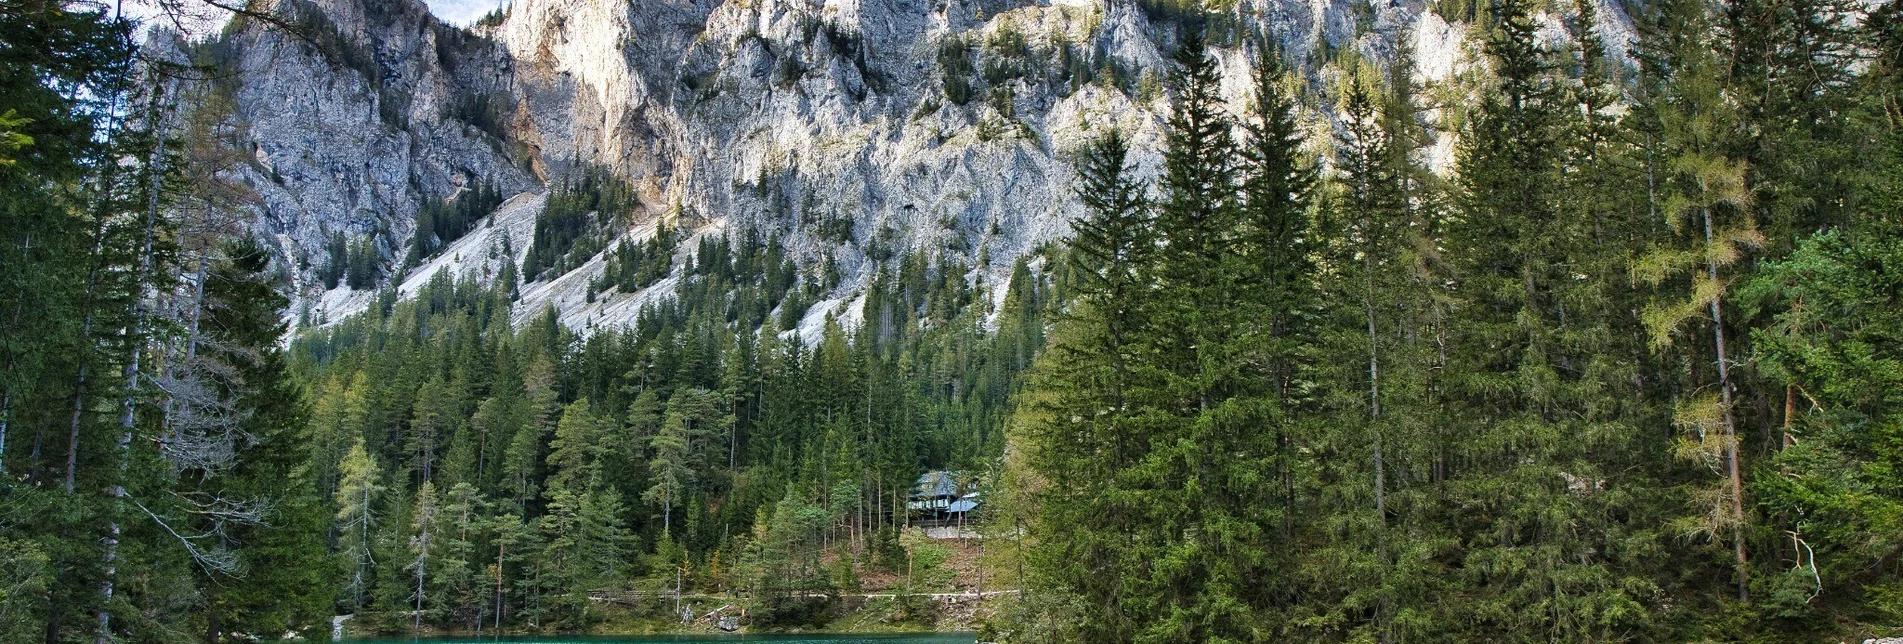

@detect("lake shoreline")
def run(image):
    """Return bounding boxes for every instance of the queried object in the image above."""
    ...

[337,634,980,643]
[334,589,1011,642]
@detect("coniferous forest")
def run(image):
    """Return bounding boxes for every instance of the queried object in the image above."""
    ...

[2,0,1903,641]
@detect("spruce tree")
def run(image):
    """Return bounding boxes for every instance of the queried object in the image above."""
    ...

[1745,221,1903,622]
[1312,62,1413,641]
[1441,0,1657,635]
[1023,126,1152,641]
[189,240,331,640]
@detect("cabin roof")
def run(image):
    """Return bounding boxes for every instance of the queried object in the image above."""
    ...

[946,492,982,514]
[911,470,964,499]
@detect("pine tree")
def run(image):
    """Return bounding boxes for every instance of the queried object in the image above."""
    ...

[1632,0,1762,599]
[1022,126,1153,641]
[337,438,385,611]
[646,392,706,535]
[548,399,607,494]
[408,480,440,634]
[1438,0,1658,635]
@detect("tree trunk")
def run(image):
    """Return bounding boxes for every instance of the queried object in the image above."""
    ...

[1703,206,1748,601]
[493,540,506,632]
[0,391,10,474]
[1782,384,1796,448]
[1365,254,1384,521]
[414,529,427,634]
[98,93,167,644]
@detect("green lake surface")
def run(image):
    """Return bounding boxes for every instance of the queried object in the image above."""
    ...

[344,635,976,644]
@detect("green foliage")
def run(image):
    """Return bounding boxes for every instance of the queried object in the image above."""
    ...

[0,538,49,640]
[0,110,31,166]
[189,240,334,638]
[1005,0,1903,637]
[284,218,1045,633]
[445,91,512,142]
[0,4,337,640]
[938,35,978,106]
[1021,33,1322,642]
[409,177,507,262]
[982,22,1034,85]
[5,0,1900,638]
[523,167,639,282]
[1135,0,1210,29]
[345,232,383,289]
[594,223,682,295]
[473,4,509,28]
[1745,223,1903,625]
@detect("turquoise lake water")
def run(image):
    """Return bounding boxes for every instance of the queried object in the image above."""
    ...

[344,635,975,643]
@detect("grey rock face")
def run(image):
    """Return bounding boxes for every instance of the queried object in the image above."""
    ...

[213,0,531,326]
[206,0,1629,333]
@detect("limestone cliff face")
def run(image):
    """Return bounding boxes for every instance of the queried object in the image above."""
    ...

[208,0,530,327]
[208,0,1629,333]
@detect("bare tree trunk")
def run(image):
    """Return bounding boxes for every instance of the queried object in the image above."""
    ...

[98,91,167,644]
[414,521,428,634]
[1703,207,1749,601]
[354,481,373,610]
[493,539,506,632]
[0,390,10,474]
[1433,299,1449,488]
[1645,133,1661,234]
[1365,255,1384,521]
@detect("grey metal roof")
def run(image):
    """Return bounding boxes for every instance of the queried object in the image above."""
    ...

[911,470,963,499]
[946,493,981,514]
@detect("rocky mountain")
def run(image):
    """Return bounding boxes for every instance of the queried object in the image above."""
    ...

[192,0,1632,335]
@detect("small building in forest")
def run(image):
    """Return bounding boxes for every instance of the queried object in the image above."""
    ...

[908,470,981,526]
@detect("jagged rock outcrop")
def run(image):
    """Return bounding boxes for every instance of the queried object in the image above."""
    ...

[196,0,1631,333]
[203,0,532,328]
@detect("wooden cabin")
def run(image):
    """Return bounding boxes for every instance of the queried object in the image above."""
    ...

[907,470,981,526]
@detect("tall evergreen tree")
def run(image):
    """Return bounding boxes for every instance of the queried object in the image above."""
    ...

[189,240,331,641]
[1633,0,1762,599]
[1439,0,1657,636]
[1023,126,1152,641]
[337,438,385,612]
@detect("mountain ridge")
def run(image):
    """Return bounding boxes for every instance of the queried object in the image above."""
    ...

[194,0,1629,333]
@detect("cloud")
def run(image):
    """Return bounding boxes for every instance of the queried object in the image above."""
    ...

[426,0,509,25]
